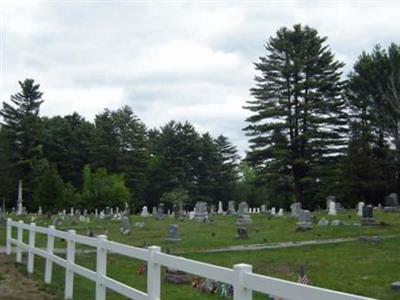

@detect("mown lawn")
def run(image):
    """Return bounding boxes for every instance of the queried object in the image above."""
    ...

[1,210,400,299]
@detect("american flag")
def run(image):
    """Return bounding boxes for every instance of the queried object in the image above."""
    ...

[297,265,310,285]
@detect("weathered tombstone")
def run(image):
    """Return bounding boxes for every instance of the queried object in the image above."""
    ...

[318,218,329,226]
[384,193,400,212]
[210,205,216,216]
[236,202,252,225]
[277,208,284,216]
[120,216,131,235]
[361,205,375,225]
[75,209,81,219]
[217,201,224,214]
[141,206,149,217]
[357,202,365,216]
[271,207,276,216]
[53,216,63,227]
[261,204,267,214]
[156,203,166,220]
[238,202,249,215]
[328,201,337,216]
[38,206,43,216]
[256,208,261,213]
[236,226,249,239]
[188,210,195,220]
[99,211,105,220]
[296,210,312,230]
[326,195,336,210]
[166,224,181,242]
[70,207,74,216]
[291,202,301,217]
[227,201,236,215]
[83,209,88,217]
[152,206,157,216]
[104,207,111,217]
[194,202,208,222]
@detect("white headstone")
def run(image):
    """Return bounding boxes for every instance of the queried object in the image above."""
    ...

[217,201,224,214]
[357,202,365,216]
[271,207,276,216]
[278,208,284,216]
[328,201,337,215]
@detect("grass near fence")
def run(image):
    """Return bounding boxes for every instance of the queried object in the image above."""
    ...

[2,210,400,299]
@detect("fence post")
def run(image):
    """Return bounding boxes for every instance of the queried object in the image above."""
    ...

[45,225,55,284]
[147,245,161,300]
[96,234,107,300]
[65,229,76,300]
[16,220,23,263]
[233,263,252,300]
[27,222,36,273]
[6,218,11,255]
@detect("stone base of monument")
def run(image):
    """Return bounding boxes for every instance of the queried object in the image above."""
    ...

[361,218,375,226]
[296,221,312,231]
[164,268,190,284]
[383,207,400,213]
[235,215,252,226]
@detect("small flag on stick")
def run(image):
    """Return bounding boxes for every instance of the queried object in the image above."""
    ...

[297,265,309,285]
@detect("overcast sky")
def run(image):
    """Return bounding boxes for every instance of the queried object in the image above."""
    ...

[1,1,400,155]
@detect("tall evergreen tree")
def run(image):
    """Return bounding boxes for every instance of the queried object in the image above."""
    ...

[244,24,346,207]
[0,79,46,207]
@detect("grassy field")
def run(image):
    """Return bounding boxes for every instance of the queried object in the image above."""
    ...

[1,210,400,299]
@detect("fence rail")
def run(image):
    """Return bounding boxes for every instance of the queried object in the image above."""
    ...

[6,218,376,300]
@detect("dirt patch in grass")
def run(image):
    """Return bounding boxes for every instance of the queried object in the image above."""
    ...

[0,254,59,300]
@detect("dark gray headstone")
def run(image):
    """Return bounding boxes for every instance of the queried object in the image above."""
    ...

[385,193,399,207]
[120,216,130,235]
[166,224,181,242]
[194,201,208,222]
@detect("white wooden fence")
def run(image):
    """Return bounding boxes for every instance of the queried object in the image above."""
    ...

[6,218,376,300]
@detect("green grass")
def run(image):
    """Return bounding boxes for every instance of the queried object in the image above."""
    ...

[2,210,400,299]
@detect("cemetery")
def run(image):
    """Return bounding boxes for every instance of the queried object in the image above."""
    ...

[2,3,400,300]
[1,197,400,299]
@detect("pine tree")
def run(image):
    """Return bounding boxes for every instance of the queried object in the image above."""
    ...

[244,24,347,207]
[0,79,46,206]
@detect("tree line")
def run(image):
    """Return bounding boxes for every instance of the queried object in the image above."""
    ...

[1,24,399,212]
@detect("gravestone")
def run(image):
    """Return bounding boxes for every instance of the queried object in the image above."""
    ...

[236,202,252,226]
[261,205,267,214]
[37,206,43,216]
[217,201,224,214]
[318,218,329,226]
[328,201,337,216]
[296,210,312,230]
[227,201,236,215]
[271,207,276,216]
[361,205,375,225]
[188,211,195,220]
[277,208,284,216]
[238,202,249,214]
[326,195,336,210]
[210,205,216,216]
[152,206,157,216]
[141,206,149,217]
[194,201,208,222]
[291,202,301,217]
[120,216,131,235]
[166,224,181,242]
[83,209,88,217]
[156,203,166,220]
[384,193,400,212]
[236,226,248,239]
[357,202,365,216]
